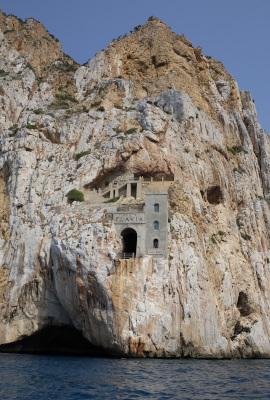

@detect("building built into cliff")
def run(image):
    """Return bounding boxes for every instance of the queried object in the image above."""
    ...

[93,175,174,259]
[110,191,168,259]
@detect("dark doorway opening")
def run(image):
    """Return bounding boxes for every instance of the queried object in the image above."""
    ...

[121,228,137,255]
[131,183,137,198]
[153,239,159,248]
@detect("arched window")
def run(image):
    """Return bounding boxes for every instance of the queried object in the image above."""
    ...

[154,203,159,212]
[153,239,159,248]
[154,221,159,230]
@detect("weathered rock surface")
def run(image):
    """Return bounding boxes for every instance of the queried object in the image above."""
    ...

[0,11,270,357]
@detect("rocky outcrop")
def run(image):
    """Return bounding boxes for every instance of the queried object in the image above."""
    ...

[0,11,270,357]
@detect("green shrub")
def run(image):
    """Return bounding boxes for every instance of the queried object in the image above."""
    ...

[105,196,120,203]
[48,102,69,110]
[48,155,54,162]
[255,194,264,200]
[233,168,242,174]
[54,61,77,72]
[36,76,45,83]
[113,127,123,134]
[211,236,217,244]
[0,69,9,77]
[115,105,124,110]
[75,150,91,161]
[124,128,137,135]
[8,124,19,136]
[4,29,16,34]
[227,146,244,155]
[81,105,89,113]
[26,124,38,130]
[91,101,101,108]
[55,93,78,103]
[218,231,226,236]
[66,189,84,204]
[97,106,105,112]
[33,109,43,115]
[26,62,34,72]
[241,233,251,241]
[73,106,89,114]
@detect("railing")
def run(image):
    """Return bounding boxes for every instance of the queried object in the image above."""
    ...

[142,177,152,181]
[145,187,168,194]
[117,205,144,212]
[117,252,135,259]
[99,176,175,197]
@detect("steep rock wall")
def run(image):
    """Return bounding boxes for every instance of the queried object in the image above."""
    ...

[0,12,270,357]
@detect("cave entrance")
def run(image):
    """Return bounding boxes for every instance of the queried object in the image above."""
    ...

[206,186,223,205]
[121,228,137,257]
[0,326,108,356]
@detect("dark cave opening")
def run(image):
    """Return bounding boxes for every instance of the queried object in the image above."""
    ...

[121,228,137,255]
[237,292,253,317]
[0,326,108,356]
[206,185,223,205]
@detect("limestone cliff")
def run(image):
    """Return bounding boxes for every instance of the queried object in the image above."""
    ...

[0,11,270,357]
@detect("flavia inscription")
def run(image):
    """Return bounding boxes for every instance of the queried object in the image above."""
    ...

[114,213,145,224]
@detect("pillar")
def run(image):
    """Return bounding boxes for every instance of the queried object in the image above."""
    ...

[127,182,131,197]
[136,181,142,199]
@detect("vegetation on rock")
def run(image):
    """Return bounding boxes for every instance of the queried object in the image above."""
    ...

[66,189,84,203]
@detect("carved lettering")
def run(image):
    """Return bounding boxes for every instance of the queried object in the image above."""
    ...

[114,213,145,224]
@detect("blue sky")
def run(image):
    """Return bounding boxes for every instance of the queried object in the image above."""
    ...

[1,0,269,132]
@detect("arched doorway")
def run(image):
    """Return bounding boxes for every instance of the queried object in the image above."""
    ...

[121,228,137,256]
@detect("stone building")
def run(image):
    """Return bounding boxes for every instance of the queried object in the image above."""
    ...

[86,174,173,259]
[107,190,168,259]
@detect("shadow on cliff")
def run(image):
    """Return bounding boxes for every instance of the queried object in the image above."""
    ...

[0,325,109,357]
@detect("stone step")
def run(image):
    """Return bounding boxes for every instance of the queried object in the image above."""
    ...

[83,190,106,204]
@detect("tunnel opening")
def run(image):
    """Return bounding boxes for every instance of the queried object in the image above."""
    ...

[0,326,109,356]
[121,228,137,256]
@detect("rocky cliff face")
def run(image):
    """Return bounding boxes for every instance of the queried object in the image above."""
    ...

[1,11,270,357]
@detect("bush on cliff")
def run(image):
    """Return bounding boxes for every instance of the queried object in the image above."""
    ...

[66,189,84,204]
